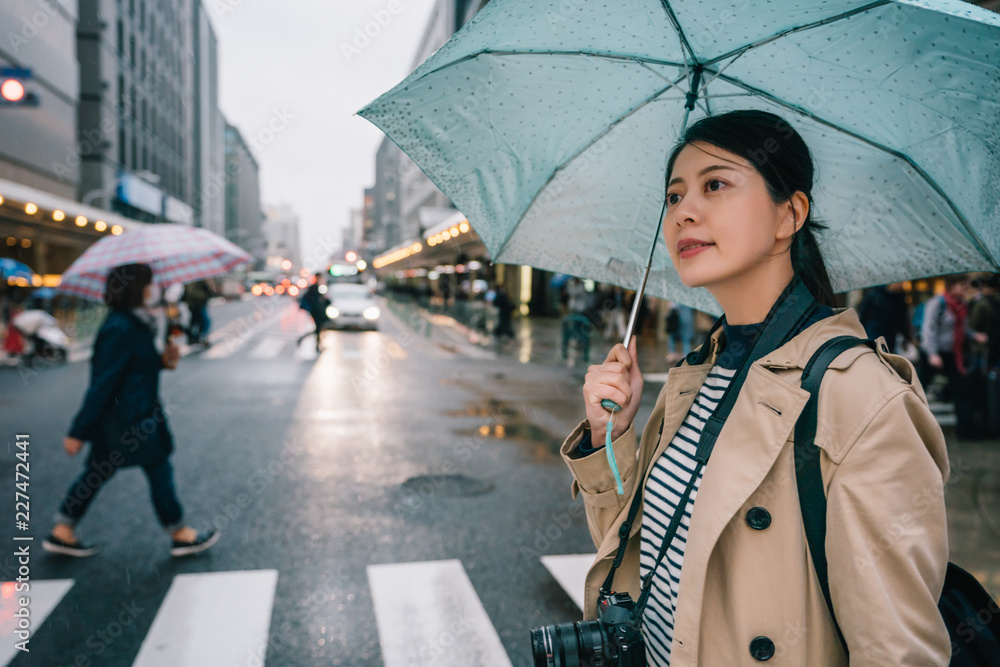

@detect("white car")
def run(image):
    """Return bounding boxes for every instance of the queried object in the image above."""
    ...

[325,283,380,330]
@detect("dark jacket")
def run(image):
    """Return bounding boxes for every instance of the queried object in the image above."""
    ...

[856,285,910,353]
[68,310,174,468]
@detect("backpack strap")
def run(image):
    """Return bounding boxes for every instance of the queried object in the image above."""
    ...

[794,334,876,657]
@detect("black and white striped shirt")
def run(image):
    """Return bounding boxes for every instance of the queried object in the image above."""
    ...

[639,361,735,665]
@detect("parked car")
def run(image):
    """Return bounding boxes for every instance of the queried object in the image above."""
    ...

[325,283,380,330]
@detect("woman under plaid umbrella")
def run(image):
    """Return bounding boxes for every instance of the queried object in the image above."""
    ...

[43,263,220,558]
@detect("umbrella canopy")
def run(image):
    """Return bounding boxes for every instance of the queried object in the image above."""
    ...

[59,224,252,301]
[360,0,1000,316]
[0,258,33,281]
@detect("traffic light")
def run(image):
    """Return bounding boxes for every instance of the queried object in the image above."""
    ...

[0,68,39,107]
[345,251,357,263]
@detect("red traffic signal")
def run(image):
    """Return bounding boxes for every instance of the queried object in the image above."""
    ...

[0,68,39,107]
[1,78,25,102]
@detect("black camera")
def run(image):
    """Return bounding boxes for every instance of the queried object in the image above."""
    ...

[530,591,646,666]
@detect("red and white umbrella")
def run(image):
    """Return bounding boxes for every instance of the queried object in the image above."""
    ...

[58,224,253,301]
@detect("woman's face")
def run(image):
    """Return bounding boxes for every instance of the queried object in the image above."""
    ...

[663,141,803,290]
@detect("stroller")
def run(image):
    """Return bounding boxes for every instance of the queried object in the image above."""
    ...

[12,310,70,366]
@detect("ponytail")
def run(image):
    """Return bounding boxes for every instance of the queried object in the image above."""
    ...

[791,218,837,308]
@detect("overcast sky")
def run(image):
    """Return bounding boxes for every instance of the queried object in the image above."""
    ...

[211,0,439,269]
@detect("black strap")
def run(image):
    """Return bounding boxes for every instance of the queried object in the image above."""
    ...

[599,277,819,606]
[794,335,876,657]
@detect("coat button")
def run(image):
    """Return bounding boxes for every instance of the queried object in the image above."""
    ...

[745,507,772,530]
[749,636,775,661]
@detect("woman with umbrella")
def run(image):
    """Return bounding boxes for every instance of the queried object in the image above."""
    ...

[568,111,950,664]
[43,263,219,558]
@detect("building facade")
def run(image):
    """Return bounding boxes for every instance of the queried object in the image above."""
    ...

[0,0,79,198]
[364,0,491,259]
[224,121,263,264]
[262,204,301,271]
[192,2,225,235]
[76,0,196,224]
[0,0,120,276]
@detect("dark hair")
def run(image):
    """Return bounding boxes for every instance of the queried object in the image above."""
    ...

[666,110,837,307]
[943,273,969,290]
[104,263,153,310]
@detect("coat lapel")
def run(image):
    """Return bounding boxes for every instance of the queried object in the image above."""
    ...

[671,363,812,652]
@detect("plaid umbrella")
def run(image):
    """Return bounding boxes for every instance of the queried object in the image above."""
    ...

[59,224,253,301]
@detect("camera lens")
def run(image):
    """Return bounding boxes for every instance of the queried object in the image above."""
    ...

[530,621,608,667]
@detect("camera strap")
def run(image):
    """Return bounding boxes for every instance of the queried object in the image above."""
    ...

[598,277,819,621]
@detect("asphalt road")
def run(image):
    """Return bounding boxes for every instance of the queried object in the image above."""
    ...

[3,296,997,667]
[0,296,615,667]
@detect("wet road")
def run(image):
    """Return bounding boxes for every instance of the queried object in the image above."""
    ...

[1,295,998,666]
[0,296,605,667]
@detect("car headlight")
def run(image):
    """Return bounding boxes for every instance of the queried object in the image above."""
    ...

[363,307,380,320]
[326,306,340,318]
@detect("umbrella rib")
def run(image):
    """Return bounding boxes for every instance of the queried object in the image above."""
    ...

[495,72,689,260]
[703,0,892,67]
[659,0,697,65]
[711,71,997,268]
[412,49,689,81]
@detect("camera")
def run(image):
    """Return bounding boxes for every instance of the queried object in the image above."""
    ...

[530,591,646,666]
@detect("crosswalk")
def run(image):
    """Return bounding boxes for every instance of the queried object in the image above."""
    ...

[0,556,594,666]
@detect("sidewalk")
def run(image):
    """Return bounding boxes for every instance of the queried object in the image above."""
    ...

[382,296,688,370]
[383,295,959,425]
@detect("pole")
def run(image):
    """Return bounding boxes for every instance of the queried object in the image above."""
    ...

[602,65,702,414]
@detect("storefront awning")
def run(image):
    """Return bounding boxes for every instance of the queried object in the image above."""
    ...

[373,210,488,274]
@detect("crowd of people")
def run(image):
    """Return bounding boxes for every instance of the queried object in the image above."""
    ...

[553,272,1000,440]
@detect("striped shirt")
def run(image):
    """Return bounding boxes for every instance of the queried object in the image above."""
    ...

[639,360,737,665]
[640,300,834,665]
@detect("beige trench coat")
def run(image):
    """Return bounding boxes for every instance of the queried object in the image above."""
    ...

[561,307,951,665]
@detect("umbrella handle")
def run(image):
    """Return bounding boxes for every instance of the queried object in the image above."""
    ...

[601,398,621,412]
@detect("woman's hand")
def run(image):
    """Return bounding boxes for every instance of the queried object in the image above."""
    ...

[583,337,643,444]
[63,436,83,457]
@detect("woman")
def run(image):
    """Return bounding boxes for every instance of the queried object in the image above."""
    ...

[921,274,988,439]
[563,111,950,665]
[43,263,219,558]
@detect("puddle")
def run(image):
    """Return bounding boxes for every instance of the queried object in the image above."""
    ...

[444,399,518,420]
[456,422,563,463]
[400,474,494,498]
[442,398,566,462]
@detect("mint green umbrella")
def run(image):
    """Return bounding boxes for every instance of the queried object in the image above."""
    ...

[360,0,1000,328]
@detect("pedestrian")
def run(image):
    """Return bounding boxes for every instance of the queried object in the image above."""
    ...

[920,273,988,439]
[297,273,330,350]
[565,110,950,665]
[601,286,626,341]
[562,278,593,363]
[492,286,516,342]
[182,279,213,345]
[969,273,1000,435]
[665,301,694,361]
[43,263,219,558]
[856,282,912,353]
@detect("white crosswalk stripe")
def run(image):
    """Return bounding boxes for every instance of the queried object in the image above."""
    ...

[368,559,513,667]
[248,337,288,360]
[131,569,278,667]
[0,578,74,665]
[540,554,595,612]
[3,555,593,666]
